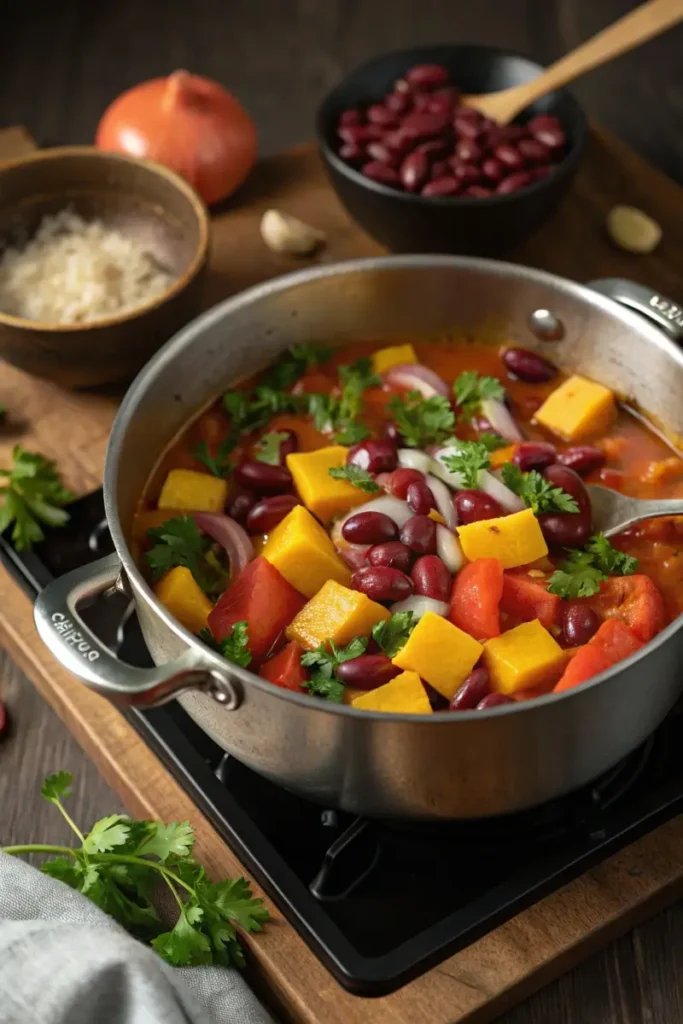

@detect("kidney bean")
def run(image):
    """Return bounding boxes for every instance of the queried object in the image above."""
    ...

[411,554,451,601]
[400,514,437,554]
[226,489,257,524]
[497,171,532,194]
[246,494,299,534]
[366,103,396,127]
[518,138,553,164]
[558,446,606,477]
[433,85,461,107]
[342,511,399,545]
[477,693,514,709]
[393,77,412,95]
[367,540,414,572]
[481,157,505,183]
[559,602,600,647]
[351,566,414,602]
[347,439,398,474]
[339,123,382,146]
[453,115,481,140]
[453,103,480,121]
[412,92,432,113]
[429,160,450,181]
[451,162,481,186]
[528,115,566,149]
[538,464,592,547]
[422,177,460,197]
[513,441,557,472]
[464,185,493,198]
[503,346,557,383]
[400,150,429,192]
[454,489,504,524]
[449,667,491,710]
[362,161,400,186]
[406,63,451,89]
[385,467,424,499]
[416,138,448,158]
[383,128,416,156]
[335,654,401,690]
[339,142,365,163]
[427,94,456,117]
[406,478,435,515]
[366,141,399,167]
[454,138,483,163]
[494,144,524,170]
[488,124,528,149]
[385,91,411,115]
[401,111,451,141]
[234,460,292,495]
[339,108,363,127]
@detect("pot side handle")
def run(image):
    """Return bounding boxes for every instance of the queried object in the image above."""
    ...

[33,553,241,710]
[588,278,683,343]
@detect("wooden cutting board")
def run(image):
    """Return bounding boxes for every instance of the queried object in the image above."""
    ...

[1,125,683,1024]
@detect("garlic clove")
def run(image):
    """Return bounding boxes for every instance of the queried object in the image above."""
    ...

[260,209,326,256]
[606,205,662,255]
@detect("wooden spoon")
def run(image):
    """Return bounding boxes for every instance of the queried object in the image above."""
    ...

[466,0,683,125]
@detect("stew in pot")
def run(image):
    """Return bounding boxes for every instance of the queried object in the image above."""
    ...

[133,339,682,713]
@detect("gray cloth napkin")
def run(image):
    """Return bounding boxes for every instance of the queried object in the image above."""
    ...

[0,851,274,1024]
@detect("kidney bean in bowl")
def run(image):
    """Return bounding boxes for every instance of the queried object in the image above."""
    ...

[316,44,587,255]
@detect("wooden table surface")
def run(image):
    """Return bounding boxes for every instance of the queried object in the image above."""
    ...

[2,2,683,1022]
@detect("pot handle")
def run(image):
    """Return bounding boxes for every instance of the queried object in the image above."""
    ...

[33,553,242,710]
[588,278,683,342]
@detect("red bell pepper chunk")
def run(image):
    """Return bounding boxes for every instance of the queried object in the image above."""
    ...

[208,556,306,664]
[554,617,644,693]
[260,640,308,692]
[449,558,503,641]
[590,575,666,643]
[554,644,611,693]
[500,572,561,629]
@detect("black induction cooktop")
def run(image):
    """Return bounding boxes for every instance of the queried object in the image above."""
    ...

[3,489,683,996]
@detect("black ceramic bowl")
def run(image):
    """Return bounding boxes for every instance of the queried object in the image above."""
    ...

[317,44,588,256]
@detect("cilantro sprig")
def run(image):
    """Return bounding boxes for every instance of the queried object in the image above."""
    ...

[328,464,381,493]
[0,446,72,551]
[453,371,505,423]
[372,612,416,657]
[501,463,579,515]
[194,437,235,478]
[387,391,455,449]
[2,772,269,968]
[146,516,229,597]
[199,622,251,667]
[255,431,289,466]
[441,441,492,488]
[547,534,639,599]
[261,343,332,390]
[308,358,379,444]
[301,636,369,702]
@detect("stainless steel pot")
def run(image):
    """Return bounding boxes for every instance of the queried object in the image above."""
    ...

[33,258,683,819]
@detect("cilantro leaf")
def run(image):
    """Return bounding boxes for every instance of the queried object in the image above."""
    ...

[372,612,416,657]
[137,821,195,862]
[585,534,639,576]
[261,343,332,390]
[217,621,251,668]
[328,464,381,493]
[193,437,235,478]
[41,770,73,802]
[387,391,455,448]
[303,358,378,443]
[255,431,289,465]
[332,421,371,445]
[145,515,229,597]
[453,371,505,422]
[0,446,72,551]
[222,387,304,439]
[152,908,213,967]
[501,463,579,515]
[301,636,369,702]
[547,535,639,600]
[83,815,131,854]
[441,441,492,488]
[478,431,507,451]
[547,561,606,599]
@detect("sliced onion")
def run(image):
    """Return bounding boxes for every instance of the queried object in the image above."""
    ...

[193,513,253,576]
[430,445,466,489]
[480,397,523,443]
[340,495,413,529]
[390,595,449,619]
[436,525,464,573]
[426,474,457,529]
[398,448,433,473]
[385,363,449,399]
[330,519,371,569]
[481,472,525,513]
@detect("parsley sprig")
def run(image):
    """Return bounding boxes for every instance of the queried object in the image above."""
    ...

[255,431,289,466]
[372,612,416,657]
[548,535,639,599]
[308,358,380,444]
[301,636,369,702]
[260,343,332,390]
[453,371,505,423]
[2,772,268,968]
[387,391,455,448]
[441,441,492,488]
[199,622,251,667]
[328,464,381,493]
[501,463,579,515]
[146,516,229,597]
[0,446,72,551]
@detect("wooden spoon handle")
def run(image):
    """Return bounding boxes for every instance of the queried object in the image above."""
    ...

[519,0,683,106]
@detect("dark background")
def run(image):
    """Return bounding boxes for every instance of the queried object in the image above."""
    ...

[2,1,683,1022]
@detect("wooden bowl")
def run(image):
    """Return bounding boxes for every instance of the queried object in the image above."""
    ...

[0,147,210,388]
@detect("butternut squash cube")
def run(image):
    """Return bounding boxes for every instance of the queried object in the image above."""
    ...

[158,469,228,513]
[372,343,418,375]
[154,566,213,636]
[263,505,351,598]
[286,578,389,650]
[534,374,616,441]
[457,508,548,570]
[286,446,369,524]
[484,619,568,694]
[392,611,483,700]
[351,670,433,714]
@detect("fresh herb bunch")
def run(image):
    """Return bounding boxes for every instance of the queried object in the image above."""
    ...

[387,391,455,449]
[145,516,229,597]
[199,622,251,667]
[453,371,505,423]
[441,441,492,489]
[328,464,381,493]
[260,343,332,391]
[1,772,269,968]
[254,431,289,466]
[300,636,369,702]
[0,446,72,551]
[501,463,579,515]
[372,612,416,657]
[548,534,639,599]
